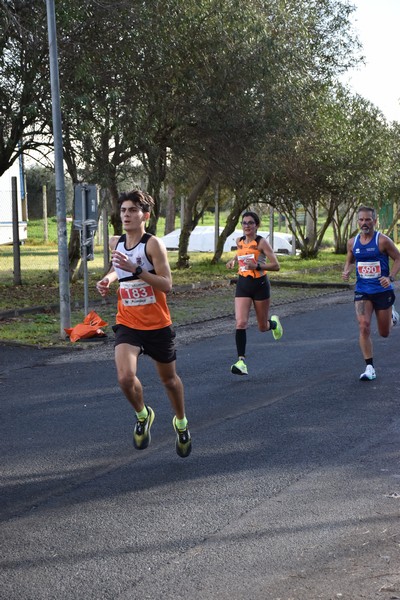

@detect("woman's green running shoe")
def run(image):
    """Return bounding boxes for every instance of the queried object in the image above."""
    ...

[231,359,248,375]
[270,315,283,340]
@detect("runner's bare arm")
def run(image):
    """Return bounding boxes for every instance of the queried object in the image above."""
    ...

[257,238,280,272]
[109,235,119,251]
[379,235,400,286]
[140,236,173,293]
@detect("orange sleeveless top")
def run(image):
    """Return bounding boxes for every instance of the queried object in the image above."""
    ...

[236,235,264,279]
[114,233,172,330]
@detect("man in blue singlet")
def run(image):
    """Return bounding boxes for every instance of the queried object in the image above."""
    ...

[342,205,400,381]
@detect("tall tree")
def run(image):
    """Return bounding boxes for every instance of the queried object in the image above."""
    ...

[167,0,361,265]
[269,87,391,257]
[0,1,50,176]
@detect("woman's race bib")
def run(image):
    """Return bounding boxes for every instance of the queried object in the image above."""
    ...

[238,253,255,272]
[357,260,381,279]
[120,280,156,306]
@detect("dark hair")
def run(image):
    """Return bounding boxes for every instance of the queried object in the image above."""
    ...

[358,205,376,219]
[118,189,154,213]
[241,211,260,226]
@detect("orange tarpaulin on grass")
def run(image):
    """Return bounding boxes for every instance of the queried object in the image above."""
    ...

[65,310,108,342]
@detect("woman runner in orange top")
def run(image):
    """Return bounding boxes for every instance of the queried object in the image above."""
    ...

[226,211,283,375]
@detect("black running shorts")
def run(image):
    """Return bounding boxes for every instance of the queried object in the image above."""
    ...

[354,289,395,310]
[235,274,270,301]
[112,324,177,363]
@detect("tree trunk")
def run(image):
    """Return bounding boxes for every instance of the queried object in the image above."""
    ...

[68,227,81,280]
[305,205,317,247]
[211,193,250,263]
[143,146,167,235]
[164,183,176,235]
[108,178,122,236]
[176,172,212,269]
[63,145,82,280]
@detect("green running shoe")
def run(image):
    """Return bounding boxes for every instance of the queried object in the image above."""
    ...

[231,359,248,375]
[133,405,155,450]
[172,417,192,458]
[270,315,283,340]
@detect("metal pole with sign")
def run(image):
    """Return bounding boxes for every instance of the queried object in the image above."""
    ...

[73,184,98,316]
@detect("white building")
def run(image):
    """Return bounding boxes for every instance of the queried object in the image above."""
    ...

[0,157,27,245]
[160,226,294,254]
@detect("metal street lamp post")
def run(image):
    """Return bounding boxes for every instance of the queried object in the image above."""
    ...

[46,0,71,337]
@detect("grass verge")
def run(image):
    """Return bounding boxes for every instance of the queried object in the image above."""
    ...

[0,247,348,346]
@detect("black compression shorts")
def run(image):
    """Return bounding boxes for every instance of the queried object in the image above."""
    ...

[235,274,270,301]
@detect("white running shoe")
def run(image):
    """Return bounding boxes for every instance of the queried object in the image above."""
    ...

[359,365,376,381]
[392,306,399,326]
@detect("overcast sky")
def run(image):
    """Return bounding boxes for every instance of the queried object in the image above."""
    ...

[341,0,400,122]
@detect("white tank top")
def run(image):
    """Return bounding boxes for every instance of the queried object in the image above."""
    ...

[113,233,154,282]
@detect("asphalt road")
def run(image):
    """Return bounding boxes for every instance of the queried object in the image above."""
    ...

[1,292,400,600]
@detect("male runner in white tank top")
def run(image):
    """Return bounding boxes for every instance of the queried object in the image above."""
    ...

[96,190,191,457]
